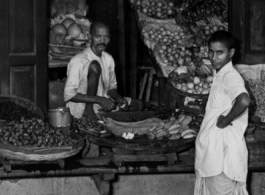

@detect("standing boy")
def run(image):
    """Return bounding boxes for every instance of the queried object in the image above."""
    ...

[195,31,250,195]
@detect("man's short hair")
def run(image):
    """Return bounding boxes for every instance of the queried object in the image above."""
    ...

[90,21,110,35]
[208,30,236,50]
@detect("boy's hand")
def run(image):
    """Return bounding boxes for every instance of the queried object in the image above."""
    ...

[217,115,233,129]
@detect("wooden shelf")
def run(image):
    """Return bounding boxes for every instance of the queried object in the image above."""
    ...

[49,59,69,68]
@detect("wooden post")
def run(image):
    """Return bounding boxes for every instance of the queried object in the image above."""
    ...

[129,6,139,99]
[118,0,127,95]
[92,174,115,195]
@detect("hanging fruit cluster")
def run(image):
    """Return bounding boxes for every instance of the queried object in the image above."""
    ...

[157,46,193,67]
[182,0,227,22]
[142,27,189,47]
[134,0,175,19]
[131,0,228,79]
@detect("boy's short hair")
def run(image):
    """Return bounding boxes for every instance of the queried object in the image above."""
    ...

[90,21,110,35]
[208,30,236,50]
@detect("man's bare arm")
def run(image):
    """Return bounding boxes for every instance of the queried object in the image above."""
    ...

[69,94,115,111]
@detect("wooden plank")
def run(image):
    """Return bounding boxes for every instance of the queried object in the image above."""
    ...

[111,153,178,166]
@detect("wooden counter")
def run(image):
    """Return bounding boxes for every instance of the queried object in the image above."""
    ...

[0,140,263,195]
[0,140,264,178]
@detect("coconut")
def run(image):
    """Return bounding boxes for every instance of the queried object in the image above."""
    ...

[68,23,83,38]
[62,17,75,29]
[51,23,68,36]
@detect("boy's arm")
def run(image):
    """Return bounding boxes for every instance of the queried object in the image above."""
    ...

[217,92,250,128]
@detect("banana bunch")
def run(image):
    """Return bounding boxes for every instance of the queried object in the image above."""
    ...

[198,63,213,76]
[187,61,196,75]
[187,59,213,77]
[146,113,198,140]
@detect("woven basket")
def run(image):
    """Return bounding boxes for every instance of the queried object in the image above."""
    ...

[0,95,45,121]
[49,13,91,60]
[49,44,86,60]
[0,133,85,161]
[87,111,195,154]
[168,70,210,99]
[168,78,209,99]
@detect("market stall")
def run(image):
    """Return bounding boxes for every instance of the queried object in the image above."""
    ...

[0,98,264,195]
[1,0,265,194]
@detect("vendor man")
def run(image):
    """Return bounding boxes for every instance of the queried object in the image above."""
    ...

[195,31,250,195]
[64,21,144,120]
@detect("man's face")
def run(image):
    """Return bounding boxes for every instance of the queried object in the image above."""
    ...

[91,25,110,56]
[208,41,234,72]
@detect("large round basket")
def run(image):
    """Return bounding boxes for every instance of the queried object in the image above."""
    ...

[168,71,209,99]
[0,95,45,120]
[84,111,195,155]
[0,133,85,161]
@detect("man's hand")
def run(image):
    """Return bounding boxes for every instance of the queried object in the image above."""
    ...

[216,115,232,129]
[116,97,129,111]
[97,97,116,112]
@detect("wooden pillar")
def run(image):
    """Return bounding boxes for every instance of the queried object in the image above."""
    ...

[118,0,127,95]
[129,6,138,99]
[92,174,115,195]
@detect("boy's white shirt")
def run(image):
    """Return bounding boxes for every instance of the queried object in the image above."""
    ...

[195,61,249,182]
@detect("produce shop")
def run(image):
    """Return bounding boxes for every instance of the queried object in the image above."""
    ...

[0,0,265,194]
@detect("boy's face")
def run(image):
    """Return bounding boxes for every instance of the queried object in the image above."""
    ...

[208,41,235,72]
